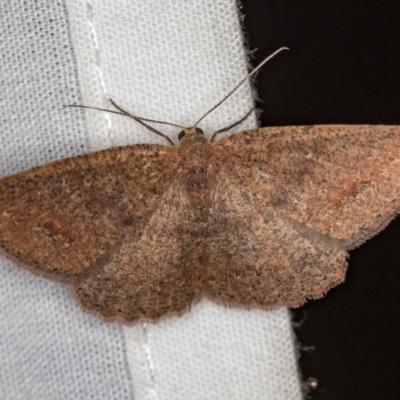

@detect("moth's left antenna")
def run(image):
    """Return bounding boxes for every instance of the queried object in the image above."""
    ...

[192,47,289,128]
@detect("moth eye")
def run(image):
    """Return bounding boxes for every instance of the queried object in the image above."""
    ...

[178,131,186,140]
[195,127,204,135]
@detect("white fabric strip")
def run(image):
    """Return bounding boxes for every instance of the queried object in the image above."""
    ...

[66,1,303,399]
[0,2,133,399]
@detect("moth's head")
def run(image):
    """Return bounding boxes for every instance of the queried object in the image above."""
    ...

[178,127,207,146]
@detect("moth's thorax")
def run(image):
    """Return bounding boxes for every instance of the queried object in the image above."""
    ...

[178,141,219,219]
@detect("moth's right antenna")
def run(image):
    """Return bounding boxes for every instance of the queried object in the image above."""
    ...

[192,47,289,128]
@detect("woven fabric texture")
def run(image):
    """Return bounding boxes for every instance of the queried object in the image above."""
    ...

[0,1,302,399]
[0,2,133,400]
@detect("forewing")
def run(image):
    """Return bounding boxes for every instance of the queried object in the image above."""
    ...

[73,180,205,323]
[206,165,348,309]
[0,144,178,278]
[215,125,400,247]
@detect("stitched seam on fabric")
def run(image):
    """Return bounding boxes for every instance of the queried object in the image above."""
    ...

[85,0,113,146]
[119,325,136,400]
[142,323,158,400]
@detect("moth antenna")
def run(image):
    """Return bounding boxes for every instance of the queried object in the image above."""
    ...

[65,47,287,143]
[64,102,185,130]
[192,47,289,128]
[63,104,126,117]
[210,107,255,143]
[109,99,185,130]
[64,102,182,147]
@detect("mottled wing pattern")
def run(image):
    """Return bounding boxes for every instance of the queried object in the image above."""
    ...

[0,144,178,279]
[216,125,400,247]
[74,180,205,322]
[3,124,400,321]
[206,164,347,308]
[207,125,400,308]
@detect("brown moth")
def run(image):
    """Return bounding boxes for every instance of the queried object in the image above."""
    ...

[1,48,400,324]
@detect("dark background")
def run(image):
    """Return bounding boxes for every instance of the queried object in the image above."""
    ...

[240,1,400,399]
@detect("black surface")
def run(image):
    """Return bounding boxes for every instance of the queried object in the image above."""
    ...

[240,2,400,399]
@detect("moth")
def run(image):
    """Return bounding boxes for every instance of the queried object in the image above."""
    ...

[1,48,399,324]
